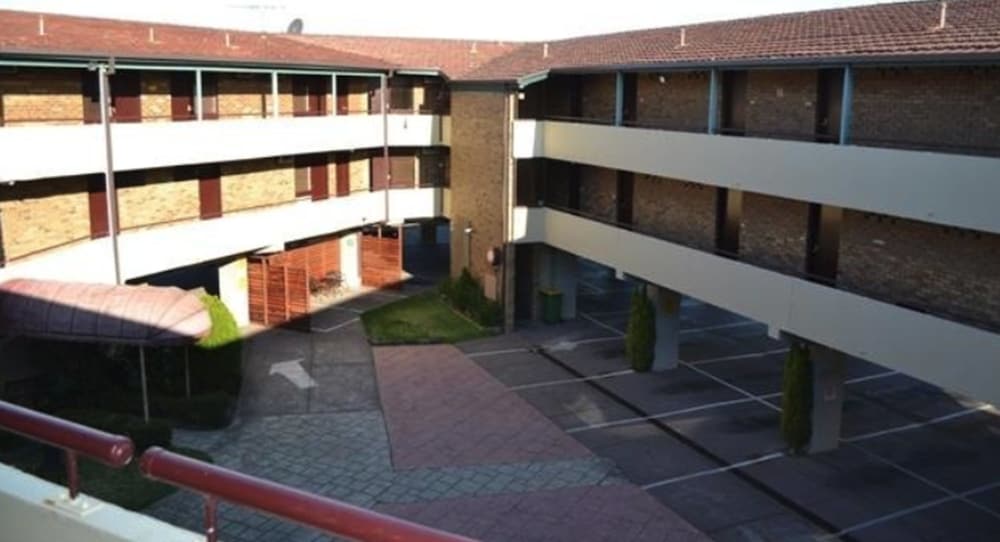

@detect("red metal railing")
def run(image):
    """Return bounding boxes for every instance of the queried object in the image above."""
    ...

[0,400,134,499]
[140,447,475,542]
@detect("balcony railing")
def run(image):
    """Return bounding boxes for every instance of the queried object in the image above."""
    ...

[0,400,472,542]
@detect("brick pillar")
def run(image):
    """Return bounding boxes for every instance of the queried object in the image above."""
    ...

[647,285,681,371]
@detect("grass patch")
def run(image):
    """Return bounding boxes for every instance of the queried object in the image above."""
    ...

[362,292,490,345]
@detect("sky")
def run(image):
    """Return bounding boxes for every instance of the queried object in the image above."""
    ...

[0,0,908,40]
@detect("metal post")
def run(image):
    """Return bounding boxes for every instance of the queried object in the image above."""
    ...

[614,71,625,126]
[204,495,218,542]
[839,65,854,145]
[184,347,191,398]
[139,347,150,423]
[195,69,203,121]
[381,73,390,222]
[271,71,279,118]
[331,74,337,115]
[64,450,79,500]
[97,62,122,285]
[707,68,720,135]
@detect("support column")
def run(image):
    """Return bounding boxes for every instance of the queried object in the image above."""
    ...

[613,71,625,127]
[218,258,250,327]
[270,72,279,118]
[339,232,362,289]
[707,68,720,135]
[194,69,204,121]
[808,343,846,453]
[839,65,854,145]
[647,285,681,371]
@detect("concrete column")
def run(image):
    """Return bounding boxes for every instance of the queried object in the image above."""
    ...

[808,343,846,453]
[839,65,854,145]
[218,258,250,327]
[647,285,681,371]
[340,232,362,289]
[707,68,720,135]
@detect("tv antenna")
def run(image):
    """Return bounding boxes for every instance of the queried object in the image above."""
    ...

[287,18,304,34]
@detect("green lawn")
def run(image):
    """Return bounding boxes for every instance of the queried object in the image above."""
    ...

[362,292,490,344]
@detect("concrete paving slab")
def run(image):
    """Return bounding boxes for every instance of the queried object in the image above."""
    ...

[596,367,746,417]
[849,372,981,422]
[689,351,787,396]
[376,484,711,542]
[710,512,828,542]
[970,486,1000,514]
[516,381,637,422]
[851,500,1000,542]
[471,351,577,387]
[661,402,786,463]
[455,333,532,355]
[543,340,630,376]
[312,320,373,364]
[307,363,380,412]
[840,395,918,439]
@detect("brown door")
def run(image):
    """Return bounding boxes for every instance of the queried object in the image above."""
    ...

[170,72,196,121]
[622,73,638,125]
[336,79,350,115]
[111,71,142,123]
[616,171,634,226]
[815,69,844,143]
[805,203,842,284]
[370,153,388,190]
[82,70,102,124]
[88,175,110,238]
[310,155,329,201]
[335,153,350,196]
[198,165,222,219]
[715,188,742,256]
[293,76,327,117]
[389,151,415,189]
[721,71,748,136]
[201,72,219,120]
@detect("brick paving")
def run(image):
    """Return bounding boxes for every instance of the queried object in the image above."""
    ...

[374,344,592,469]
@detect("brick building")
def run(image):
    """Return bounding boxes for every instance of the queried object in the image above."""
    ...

[0,0,999,432]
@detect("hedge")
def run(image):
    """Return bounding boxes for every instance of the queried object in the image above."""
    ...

[780,343,813,454]
[439,268,502,327]
[626,286,656,372]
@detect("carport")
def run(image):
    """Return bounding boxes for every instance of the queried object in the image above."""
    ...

[0,279,212,422]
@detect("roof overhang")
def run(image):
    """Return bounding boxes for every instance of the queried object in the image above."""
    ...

[517,69,550,89]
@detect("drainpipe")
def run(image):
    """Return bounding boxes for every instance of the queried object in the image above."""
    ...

[94,58,122,285]
[382,72,391,223]
[502,89,517,332]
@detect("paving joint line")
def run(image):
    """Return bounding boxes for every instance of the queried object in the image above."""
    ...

[311,317,361,334]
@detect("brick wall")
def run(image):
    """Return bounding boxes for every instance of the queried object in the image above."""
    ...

[632,174,716,251]
[852,67,1000,152]
[140,72,171,122]
[636,71,709,130]
[578,165,616,222]
[218,73,269,119]
[347,78,371,114]
[350,152,371,192]
[0,68,84,126]
[747,69,818,138]
[0,177,90,259]
[117,168,199,229]
[580,74,615,122]
[740,192,808,275]
[449,88,510,283]
[839,211,1000,330]
[221,158,295,212]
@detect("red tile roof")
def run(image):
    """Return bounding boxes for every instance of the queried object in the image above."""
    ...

[0,10,389,70]
[289,35,520,79]
[462,0,1000,81]
[2,1,1000,81]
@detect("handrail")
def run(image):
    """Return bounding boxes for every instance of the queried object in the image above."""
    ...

[140,447,476,542]
[0,400,134,499]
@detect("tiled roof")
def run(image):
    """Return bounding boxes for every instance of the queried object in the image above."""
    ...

[462,0,1000,81]
[289,35,520,79]
[0,10,390,70]
[2,1,1000,81]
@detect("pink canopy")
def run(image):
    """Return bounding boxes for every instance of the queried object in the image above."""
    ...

[0,279,211,347]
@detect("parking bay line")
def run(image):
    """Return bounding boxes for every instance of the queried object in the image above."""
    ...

[642,452,787,490]
[311,317,360,334]
[842,403,995,443]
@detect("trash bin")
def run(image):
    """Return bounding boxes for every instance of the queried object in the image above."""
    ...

[539,289,563,324]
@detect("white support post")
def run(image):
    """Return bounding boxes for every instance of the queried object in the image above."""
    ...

[614,71,625,126]
[139,347,150,423]
[97,62,122,285]
[331,74,338,115]
[271,71,279,118]
[381,74,390,222]
[194,69,203,121]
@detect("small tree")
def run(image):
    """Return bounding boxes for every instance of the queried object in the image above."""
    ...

[781,343,813,454]
[626,286,655,372]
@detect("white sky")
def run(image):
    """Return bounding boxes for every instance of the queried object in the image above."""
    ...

[0,0,908,41]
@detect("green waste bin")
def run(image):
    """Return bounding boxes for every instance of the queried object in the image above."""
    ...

[539,289,563,324]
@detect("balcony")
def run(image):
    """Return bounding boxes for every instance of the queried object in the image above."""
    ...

[513,205,1000,407]
[514,120,1000,236]
[0,114,450,183]
[0,187,448,285]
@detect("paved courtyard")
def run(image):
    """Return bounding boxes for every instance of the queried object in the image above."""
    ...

[145,241,1000,541]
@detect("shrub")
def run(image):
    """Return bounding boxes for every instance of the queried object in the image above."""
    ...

[626,286,656,372]
[58,409,173,451]
[189,295,243,397]
[439,268,503,327]
[781,343,813,454]
[153,392,234,430]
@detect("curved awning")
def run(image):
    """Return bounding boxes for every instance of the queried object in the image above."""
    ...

[0,279,212,347]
